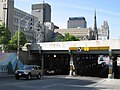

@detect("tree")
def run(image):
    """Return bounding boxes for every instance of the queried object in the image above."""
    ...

[7,31,27,51]
[53,33,79,42]
[53,33,64,42]
[63,33,79,41]
[0,23,11,45]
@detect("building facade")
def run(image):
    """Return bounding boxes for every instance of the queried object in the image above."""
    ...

[67,17,87,28]
[54,28,94,40]
[44,22,54,42]
[98,21,109,40]
[13,8,38,42]
[32,3,51,24]
[0,0,53,43]
[0,0,14,33]
[0,0,36,42]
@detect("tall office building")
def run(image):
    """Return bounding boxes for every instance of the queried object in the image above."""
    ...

[32,3,51,24]
[67,17,87,28]
[0,0,37,42]
[0,0,14,33]
[0,1,53,43]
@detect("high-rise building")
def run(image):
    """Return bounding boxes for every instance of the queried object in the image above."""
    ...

[0,1,55,43]
[0,0,14,33]
[98,21,109,40]
[67,17,87,28]
[32,3,51,24]
[0,0,36,42]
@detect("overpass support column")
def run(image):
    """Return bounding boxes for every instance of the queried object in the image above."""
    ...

[108,49,113,79]
[41,54,44,75]
[69,54,74,76]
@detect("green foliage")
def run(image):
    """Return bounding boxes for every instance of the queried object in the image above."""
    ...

[0,23,11,45]
[6,61,14,74]
[0,23,27,51]
[63,33,79,41]
[7,31,27,50]
[53,33,79,42]
[53,33,64,42]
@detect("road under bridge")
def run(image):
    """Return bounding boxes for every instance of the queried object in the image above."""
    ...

[21,39,120,78]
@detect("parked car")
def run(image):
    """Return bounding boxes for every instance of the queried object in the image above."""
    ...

[15,65,42,80]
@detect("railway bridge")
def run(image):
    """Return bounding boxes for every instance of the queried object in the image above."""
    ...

[21,39,120,78]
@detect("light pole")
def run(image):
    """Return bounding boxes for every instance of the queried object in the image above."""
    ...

[17,14,29,65]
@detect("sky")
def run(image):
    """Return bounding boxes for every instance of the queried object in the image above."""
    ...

[15,0,120,39]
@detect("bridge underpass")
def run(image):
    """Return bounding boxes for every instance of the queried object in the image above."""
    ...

[21,39,120,78]
[44,54,70,75]
[24,49,110,78]
[21,47,120,78]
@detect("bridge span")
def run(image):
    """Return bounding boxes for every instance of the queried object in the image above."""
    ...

[21,39,120,78]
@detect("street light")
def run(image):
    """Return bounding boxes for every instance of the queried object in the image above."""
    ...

[17,14,29,64]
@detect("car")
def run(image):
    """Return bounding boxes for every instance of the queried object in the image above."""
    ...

[15,65,42,80]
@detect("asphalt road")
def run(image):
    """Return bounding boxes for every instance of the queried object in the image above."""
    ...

[0,75,118,90]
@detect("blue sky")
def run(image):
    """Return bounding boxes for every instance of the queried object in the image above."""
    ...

[15,0,120,39]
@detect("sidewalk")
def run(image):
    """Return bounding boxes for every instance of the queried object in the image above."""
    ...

[94,78,120,90]
[0,74,15,79]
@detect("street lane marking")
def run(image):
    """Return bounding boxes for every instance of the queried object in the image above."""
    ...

[42,84,57,88]
[59,84,84,88]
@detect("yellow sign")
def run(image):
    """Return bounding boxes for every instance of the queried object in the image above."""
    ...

[84,47,89,51]
[86,46,109,51]
[98,46,109,50]
[69,46,109,51]
[69,47,78,50]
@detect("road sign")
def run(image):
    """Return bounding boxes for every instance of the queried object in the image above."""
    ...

[84,47,89,51]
